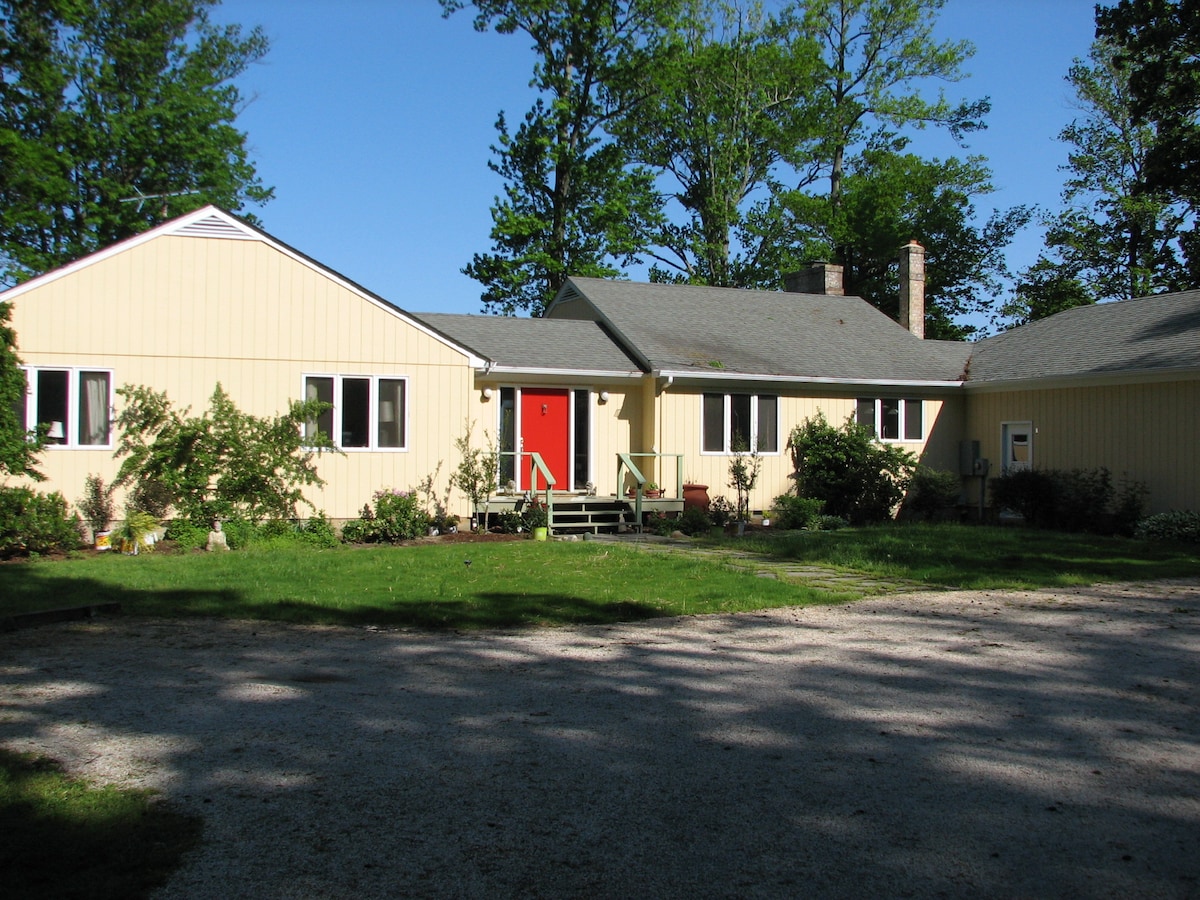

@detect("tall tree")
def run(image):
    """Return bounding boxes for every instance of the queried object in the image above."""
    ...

[1007,38,1196,325]
[612,2,820,286]
[0,0,271,285]
[1096,0,1200,206]
[440,0,673,315]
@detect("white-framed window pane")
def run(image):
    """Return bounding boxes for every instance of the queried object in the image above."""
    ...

[881,399,901,440]
[78,371,110,445]
[904,399,923,441]
[36,369,69,444]
[756,395,778,453]
[856,399,875,434]
[377,379,405,448]
[304,376,334,442]
[342,377,370,448]
[730,394,751,451]
[702,394,724,452]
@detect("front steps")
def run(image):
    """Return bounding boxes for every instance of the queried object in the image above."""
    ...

[481,495,685,534]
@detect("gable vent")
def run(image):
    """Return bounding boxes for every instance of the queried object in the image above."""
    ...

[171,213,256,240]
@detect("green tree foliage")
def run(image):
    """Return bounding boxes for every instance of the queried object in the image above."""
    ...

[113,384,336,524]
[0,302,44,480]
[1007,37,1197,324]
[786,148,1031,338]
[612,2,819,286]
[1096,0,1200,207]
[440,0,672,314]
[0,0,271,285]
[786,412,915,525]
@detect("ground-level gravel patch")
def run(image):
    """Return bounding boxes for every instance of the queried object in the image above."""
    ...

[2,579,1198,898]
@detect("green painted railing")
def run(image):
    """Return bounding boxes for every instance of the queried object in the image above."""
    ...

[617,452,684,529]
[526,452,555,533]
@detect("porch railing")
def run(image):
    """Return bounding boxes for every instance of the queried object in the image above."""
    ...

[617,452,684,528]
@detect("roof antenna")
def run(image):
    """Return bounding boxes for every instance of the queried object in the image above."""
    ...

[119,188,201,216]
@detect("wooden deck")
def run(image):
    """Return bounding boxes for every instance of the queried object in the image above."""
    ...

[479,494,685,534]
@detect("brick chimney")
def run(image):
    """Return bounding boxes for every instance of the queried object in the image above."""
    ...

[784,262,844,295]
[898,240,925,339]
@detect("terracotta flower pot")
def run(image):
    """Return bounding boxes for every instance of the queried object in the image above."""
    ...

[682,483,710,512]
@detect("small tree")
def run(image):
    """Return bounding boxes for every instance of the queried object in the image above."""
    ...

[78,473,116,538]
[113,383,337,523]
[788,412,916,525]
[450,421,499,532]
[728,442,761,524]
[0,301,44,480]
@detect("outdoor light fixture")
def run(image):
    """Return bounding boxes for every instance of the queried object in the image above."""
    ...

[481,387,493,401]
[598,391,609,404]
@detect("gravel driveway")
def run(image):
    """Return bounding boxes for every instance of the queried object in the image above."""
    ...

[2,580,1199,898]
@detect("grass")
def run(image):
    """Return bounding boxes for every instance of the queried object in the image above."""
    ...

[740,522,1200,590]
[0,540,846,629]
[0,749,202,900]
[1,525,1196,630]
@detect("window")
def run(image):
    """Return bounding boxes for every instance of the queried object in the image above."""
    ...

[20,367,112,447]
[303,374,407,450]
[856,398,923,441]
[701,393,779,454]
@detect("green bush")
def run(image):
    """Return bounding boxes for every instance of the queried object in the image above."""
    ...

[904,467,962,521]
[300,512,340,549]
[677,505,712,536]
[787,413,915,525]
[1135,510,1200,543]
[164,519,208,551]
[521,500,548,531]
[339,518,372,544]
[813,514,850,531]
[990,467,1147,535]
[772,494,824,530]
[0,487,83,557]
[495,509,523,534]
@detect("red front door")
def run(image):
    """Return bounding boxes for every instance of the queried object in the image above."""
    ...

[520,388,570,490]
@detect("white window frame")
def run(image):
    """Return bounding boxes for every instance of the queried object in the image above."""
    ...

[699,392,780,455]
[856,398,924,442]
[20,366,114,449]
[301,374,409,452]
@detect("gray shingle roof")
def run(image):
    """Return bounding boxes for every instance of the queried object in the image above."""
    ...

[968,290,1200,384]
[413,312,645,374]
[550,277,972,383]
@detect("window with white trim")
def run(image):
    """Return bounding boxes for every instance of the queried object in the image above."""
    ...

[701,393,779,453]
[303,375,407,450]
[856,398,923,441]
[20,367,113,447]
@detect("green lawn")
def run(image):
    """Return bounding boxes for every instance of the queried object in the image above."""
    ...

[2,525,1196,630]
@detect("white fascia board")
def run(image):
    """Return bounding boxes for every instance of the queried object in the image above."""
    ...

[654,369,964,390]
[478,366,644,380]
[965,366,1200,393]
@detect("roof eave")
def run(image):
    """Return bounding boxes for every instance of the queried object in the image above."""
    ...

[654,369,964,390]
[965,366,1200,393]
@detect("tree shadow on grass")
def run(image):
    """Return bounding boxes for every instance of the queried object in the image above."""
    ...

[0,749,202,900]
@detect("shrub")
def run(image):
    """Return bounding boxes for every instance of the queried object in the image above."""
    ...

[677,505,712,536]
[709,496,734,527]
[787,413,915,524]
[300,512,340,549]
[339,518,371,544]
[1135,511,1200,543]
[990,467,1147,535]
[78,474,116,538]
[164,519,208,552]
[904,467,962,521]
[813,514,850,531]
[370,489,431,542]
[772,494,824,530]
[521,500,548,531]
[0,487,83,557]
[496,509,523,534]
[450,422,498,532]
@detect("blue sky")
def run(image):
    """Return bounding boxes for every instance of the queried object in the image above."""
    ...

[211,0,1100,319]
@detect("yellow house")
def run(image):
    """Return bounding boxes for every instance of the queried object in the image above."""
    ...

[4,206,1198,527]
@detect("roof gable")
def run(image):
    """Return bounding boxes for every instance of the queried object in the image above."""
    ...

[0,206,484,365]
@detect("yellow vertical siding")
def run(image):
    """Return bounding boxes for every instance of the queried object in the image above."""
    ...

[8,234,475,521]
[963,379,1200,513]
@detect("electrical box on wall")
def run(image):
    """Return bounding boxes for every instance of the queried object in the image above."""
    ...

[958,440,981,476]
[973,457,990,477]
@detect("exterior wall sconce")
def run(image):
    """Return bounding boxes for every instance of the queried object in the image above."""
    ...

[598,391,609,404]
[481,387,493,401]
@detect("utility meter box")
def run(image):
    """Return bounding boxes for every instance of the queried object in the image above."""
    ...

[973,457,991,477]
[958,440,981,476]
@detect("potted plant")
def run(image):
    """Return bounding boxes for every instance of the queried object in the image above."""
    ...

[113,508,160,555]
[521,499,549,540]
[709,496,733,537]
[626,481,662,499]
[728,444,761,535]
[78,474,116,549]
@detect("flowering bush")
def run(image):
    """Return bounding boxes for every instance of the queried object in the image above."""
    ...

[368,489,431,542]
